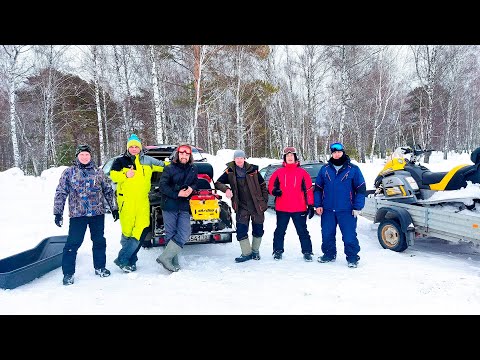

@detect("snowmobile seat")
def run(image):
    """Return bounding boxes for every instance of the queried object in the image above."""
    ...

[471,147,480,164]
[422,171,448,185]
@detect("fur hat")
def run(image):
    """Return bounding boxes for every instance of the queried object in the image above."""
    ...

[75,144,92,157]
[127,134,142,150]
[233,149,246,159]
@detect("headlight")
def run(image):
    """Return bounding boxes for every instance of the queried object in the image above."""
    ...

[385,186,406,196]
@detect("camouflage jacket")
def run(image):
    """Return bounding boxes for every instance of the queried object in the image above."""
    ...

[53,159,118,218]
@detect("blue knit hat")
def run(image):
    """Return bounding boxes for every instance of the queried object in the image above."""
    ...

[127,134,142,150]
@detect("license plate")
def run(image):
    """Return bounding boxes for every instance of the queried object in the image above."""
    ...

[188,234,210,243]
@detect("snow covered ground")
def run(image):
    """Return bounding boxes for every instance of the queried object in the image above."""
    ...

[1,149,480,315]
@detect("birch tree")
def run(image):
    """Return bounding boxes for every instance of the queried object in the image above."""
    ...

[0,45,33,169]
[32,45,71,169]
[297,45,329,160]
[411,45,442,163]
[149,45,166,144]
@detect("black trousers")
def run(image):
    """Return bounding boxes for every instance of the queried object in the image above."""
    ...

[62,215,106,275]
[272,210,312,254]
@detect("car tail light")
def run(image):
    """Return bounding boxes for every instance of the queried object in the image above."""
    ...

[213,234,221,241]
[157,237,166,245]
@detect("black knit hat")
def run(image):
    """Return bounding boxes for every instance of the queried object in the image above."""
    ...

[75,144,92,157]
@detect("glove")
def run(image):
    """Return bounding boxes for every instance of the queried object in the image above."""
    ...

[352,210,361,218]
[307,206,315,219]
[54,214,63,227]
[112,210,119,222]
[272,188,282,197]
[142,239,153,248]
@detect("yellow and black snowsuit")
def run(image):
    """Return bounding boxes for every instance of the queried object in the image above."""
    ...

[110,152,164,241]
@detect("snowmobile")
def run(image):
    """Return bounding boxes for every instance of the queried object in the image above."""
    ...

[373,145,480,208]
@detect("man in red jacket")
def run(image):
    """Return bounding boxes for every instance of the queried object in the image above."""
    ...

[268,146,315,261]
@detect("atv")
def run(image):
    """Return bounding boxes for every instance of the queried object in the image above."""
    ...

[373,145,480,208]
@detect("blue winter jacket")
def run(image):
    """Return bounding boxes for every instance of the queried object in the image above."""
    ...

[314,156,366,211]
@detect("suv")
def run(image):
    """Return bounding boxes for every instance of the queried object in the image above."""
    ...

[259,161,324,208]
[102,145,234,246]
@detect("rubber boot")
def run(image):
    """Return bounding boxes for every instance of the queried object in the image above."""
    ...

[156,241,182,272]
[235,238,252,263]
[251,236,262,260]
[172,255,180,270]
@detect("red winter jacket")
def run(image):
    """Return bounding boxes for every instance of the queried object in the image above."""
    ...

[268,162,313,212]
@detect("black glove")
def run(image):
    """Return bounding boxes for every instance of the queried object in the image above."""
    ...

[112,210,119,222]
[307,206,315,219]
[54,214,63,227]
[142,239,153,248]
[272,188,282,197]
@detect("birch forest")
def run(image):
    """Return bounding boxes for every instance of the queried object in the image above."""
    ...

[2,45,480,175]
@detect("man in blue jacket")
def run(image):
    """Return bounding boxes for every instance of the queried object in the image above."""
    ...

[314,142,366,268]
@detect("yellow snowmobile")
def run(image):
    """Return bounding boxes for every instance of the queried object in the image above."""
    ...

[373,145,480,208]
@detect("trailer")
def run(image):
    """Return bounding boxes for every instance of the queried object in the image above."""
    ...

[361,196,480,252]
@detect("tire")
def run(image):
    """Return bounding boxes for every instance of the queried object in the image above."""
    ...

[377,219,408,252]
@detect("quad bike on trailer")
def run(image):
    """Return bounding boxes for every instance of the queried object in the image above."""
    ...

[373,145,480,209]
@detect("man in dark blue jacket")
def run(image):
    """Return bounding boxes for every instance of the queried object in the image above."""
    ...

[314,142,366,268]
[156,144,198,272]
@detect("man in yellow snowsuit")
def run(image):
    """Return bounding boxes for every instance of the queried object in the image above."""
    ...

[110,134,165,272]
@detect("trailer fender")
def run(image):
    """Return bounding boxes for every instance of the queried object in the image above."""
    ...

[375,206,415,249]
[375,206,412,232]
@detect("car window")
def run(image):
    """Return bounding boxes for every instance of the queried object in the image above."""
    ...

[259,164,282,183]
[102,156,118,176]
[259,167,267,179]
[301,163,324,182]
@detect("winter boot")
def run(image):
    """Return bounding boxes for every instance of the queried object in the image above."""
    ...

[235,238,253,263]
[63,274,74,286]
[156,241,182,272]
[172,255,180,270]
[251,236,262,260]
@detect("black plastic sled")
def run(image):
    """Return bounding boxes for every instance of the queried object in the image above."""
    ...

[0,235,67,289]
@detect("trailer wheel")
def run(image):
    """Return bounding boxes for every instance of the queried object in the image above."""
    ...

[377,219,408,252]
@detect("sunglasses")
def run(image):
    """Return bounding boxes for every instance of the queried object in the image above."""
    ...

[283,146,297,154]
[177,147,191,155]
[330,142,344,152]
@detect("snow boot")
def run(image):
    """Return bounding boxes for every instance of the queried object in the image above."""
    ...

[95,267,111,277]
[235,238,253,263]
[156,241,182,272]
[63,274,74,286]
[251,236,262,260]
